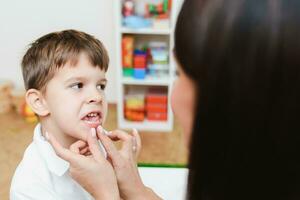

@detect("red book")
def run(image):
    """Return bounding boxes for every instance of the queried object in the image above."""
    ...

[147,112,167,121]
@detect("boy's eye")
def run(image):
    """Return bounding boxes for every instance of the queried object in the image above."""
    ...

[70,82,83,90]
[97,83,106,91]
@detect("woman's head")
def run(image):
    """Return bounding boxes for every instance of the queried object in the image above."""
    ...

[174,0,300,199]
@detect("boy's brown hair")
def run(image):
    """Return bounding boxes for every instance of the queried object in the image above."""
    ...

[21,29,109,91]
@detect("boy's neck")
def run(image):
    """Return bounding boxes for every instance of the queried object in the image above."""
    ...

[40,119,77,148]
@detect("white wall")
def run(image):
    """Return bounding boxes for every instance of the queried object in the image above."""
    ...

[0,0,117,103]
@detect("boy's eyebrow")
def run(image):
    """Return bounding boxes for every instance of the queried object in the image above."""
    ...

[99,78,107,83]
[65,76,107,84]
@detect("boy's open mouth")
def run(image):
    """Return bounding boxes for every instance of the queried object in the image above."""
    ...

[82,111,102,128]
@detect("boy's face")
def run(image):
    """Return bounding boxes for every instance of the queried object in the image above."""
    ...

[42,53,108,145]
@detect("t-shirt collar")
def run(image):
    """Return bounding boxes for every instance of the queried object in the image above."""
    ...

[33,123,70,176]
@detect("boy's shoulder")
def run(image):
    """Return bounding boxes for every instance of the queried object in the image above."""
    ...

[10,139,94,200]
[10,141,57,199]
[11,141,50,186]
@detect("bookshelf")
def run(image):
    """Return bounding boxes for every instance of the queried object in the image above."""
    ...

[114,0,182,132]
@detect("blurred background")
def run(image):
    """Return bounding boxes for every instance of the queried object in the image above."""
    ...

[0,0,188,199]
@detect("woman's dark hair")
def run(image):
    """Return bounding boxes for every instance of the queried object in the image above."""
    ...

[175,0,300,199]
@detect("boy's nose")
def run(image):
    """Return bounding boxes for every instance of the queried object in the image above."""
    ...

[87,90,103,104]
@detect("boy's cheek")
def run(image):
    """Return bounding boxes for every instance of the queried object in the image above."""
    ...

[62,123,87,141]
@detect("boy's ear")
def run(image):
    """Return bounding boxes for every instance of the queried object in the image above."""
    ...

[25,89,50,117]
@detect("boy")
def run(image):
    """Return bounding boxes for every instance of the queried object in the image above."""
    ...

[10,29,109,200]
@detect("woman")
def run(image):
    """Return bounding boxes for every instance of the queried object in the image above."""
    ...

[48,0,300,199]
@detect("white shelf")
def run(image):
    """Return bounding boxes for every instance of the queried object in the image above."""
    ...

[115,0,183,132]
[120,119,173,132]
[121,27,171,35]
[122,76,170,86]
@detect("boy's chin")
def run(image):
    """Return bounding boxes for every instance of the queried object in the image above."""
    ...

[82,120,101,129]
[80,123,102,140]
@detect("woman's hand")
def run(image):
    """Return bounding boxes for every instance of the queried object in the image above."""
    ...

[97,127,162,200]
[96,127,144,199]
[47,127,161,200]
[46,128,120,200]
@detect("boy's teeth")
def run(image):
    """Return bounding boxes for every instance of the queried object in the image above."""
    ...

[87,113,98,117]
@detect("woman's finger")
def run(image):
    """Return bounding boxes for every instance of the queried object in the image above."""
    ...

[105,129,134,154]
[70,140,87,154]
[46,132,77,163]
[87,128,106,163]
[131,128,141,158]
[105,129,132,141]
[80,146,90,155]
[84,151,92,156]
[105,129,141,158]
[97,127,122,166]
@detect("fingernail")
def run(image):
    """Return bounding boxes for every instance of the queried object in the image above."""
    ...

[45,132,50,140]
[132,128,138,134]
[132,137,137,152]
[91,128,96,138]
[98,125,111,135]
[132,145,137,152]
[97,125,103,133]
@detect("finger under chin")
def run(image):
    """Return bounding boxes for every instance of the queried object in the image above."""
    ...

[79,146,90,155]
[87,128,106,162]
[97,129,122,166]
[70,140,88,154]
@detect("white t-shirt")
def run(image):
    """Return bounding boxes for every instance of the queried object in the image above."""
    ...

[10,123,94,200]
